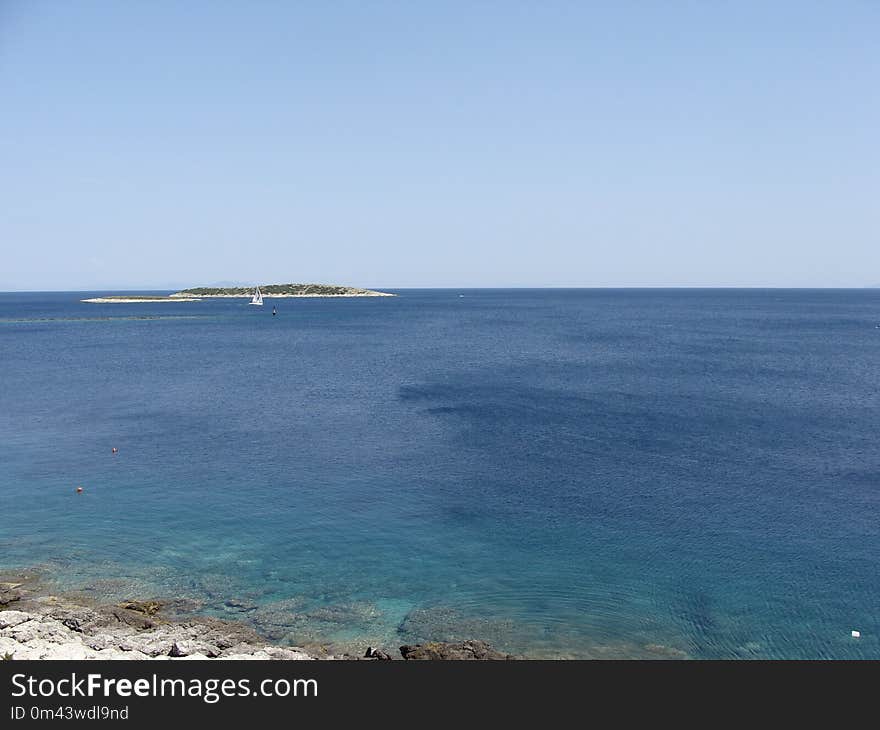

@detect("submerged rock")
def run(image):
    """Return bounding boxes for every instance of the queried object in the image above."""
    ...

[0,583,23,607]
[643,643,689,659]
[0,572,520,660]
[397,606,519,648]
[118,599,162,617]
[223,599,258,613]
[250,598,383,646]
[248,597,310,641]
[399,640,515,661]
[157,598,205,620]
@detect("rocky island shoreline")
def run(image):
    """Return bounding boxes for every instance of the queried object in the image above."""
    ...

[81,284,395,303]
[80,296,201,303]
[171,284,394,298]
[0,573,514,661]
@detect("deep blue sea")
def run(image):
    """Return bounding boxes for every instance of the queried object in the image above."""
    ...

[1,289,878,658]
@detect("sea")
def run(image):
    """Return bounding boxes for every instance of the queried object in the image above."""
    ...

[1,289,877,659]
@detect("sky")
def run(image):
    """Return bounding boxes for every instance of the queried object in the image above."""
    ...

[0,1,877,290]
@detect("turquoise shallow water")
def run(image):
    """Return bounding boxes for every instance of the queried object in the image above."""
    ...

[1,289,878,658]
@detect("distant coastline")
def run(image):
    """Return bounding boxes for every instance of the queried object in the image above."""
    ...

[81,296,200,303]
[81,284,395,303]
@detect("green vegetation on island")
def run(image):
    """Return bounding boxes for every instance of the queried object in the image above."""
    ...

[172,283,394,297]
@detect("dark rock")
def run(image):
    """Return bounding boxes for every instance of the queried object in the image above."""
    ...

[169,640,222,658]
[364,646,393,660]
[399,640,514,661]
[61,618,84,633]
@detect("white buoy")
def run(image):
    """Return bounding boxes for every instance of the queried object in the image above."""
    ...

[851,630,860,638]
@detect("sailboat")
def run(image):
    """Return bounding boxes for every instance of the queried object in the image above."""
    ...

[249,286,264,306]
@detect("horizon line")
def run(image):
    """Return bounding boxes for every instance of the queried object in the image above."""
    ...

[2,285,879,293]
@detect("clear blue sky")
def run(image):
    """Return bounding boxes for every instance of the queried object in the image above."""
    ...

[1,1,877,289]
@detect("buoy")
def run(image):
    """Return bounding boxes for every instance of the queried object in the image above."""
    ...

[852,630,860,638]
[111,447,118,454]
[76,486,83,494]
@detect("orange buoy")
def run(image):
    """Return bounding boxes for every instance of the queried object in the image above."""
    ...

[76,486,83,494]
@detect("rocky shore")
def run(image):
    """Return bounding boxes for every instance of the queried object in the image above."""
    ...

[0,575,514,661]
[171,284,394,298]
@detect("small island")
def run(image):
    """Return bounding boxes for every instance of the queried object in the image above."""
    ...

[171,283,395,298]
[82,284,395,303]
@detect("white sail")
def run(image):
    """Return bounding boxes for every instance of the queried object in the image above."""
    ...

[249,287,264,306]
